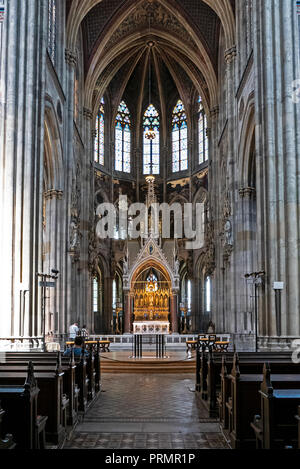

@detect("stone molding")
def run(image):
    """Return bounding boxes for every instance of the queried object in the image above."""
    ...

[44,189,64,200]
[83,107,93,120]
[65,48,77,67]
[224,45,237,64]
[239,187,256,199]
[210,106,219,121]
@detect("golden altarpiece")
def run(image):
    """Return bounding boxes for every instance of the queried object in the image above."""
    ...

[123,176,180,334]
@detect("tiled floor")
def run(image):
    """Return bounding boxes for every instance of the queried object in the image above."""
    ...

[65,374,228,449]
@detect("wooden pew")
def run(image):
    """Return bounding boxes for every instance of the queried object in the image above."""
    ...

[1,352,75,428]
[218,354,300,430]
[0,362,72,431]
[2,347,100,421]
[64,342,101,395]
[0,362,45,449]
[0,360,66,446]
[197,349,295,416]
[296,406,300,449]
[227,357,300,449]
[0,403,16,449]
[196,350,294,400]
[250,364,300,449]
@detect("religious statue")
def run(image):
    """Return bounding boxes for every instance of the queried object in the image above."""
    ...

[70,216,80,251]
[223,220,233,246]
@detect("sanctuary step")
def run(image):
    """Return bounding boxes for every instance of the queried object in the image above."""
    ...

[100,351,195,374]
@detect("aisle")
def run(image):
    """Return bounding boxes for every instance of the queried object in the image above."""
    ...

[65,374,228,449]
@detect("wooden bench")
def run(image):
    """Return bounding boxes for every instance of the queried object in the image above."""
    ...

[250,364,300,449]
[3,346,101,417]
[99,340,110,352]
[0,361,66,446]
[0,362,44,449]
[213,341,229,352]
[0,403,16,449]
[296,406,300,449]
[2,352,79,427]
[226,358,300,449]
[186,340,197,352]
[196,350,295,414]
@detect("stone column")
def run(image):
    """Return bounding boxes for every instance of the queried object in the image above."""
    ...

[63,47,77,333]
[43,189,64,334]
[103,276,113,333]
[82,108,94,333]
[170,292,178,333]
[0,1,48,337]
[124,291,132,333]
[224,46,237,336]
[253,0,300,342]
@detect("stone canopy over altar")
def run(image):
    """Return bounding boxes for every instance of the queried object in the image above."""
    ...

[123,176,180,334]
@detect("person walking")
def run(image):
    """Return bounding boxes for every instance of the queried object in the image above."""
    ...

[69,321,79,340]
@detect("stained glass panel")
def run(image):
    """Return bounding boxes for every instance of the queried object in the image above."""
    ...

[172,100,188,172]
[94,98,105,165]
[143,104,160,175]
[115,101,131,172]
[198,97,208,164]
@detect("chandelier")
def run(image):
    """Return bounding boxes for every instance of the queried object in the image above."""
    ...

[145,128,156,140]
[145,38,156,141]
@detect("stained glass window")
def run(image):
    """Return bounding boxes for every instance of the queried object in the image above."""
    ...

[205,276,211,313]
[93,277,99,313]
[48,0,56,64]
[198,97,208,164]
[143,104,160,175]
[172,100,188,172]
[94,97,105,165]
[115,101,131,173]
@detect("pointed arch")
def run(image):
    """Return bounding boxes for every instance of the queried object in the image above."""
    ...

[94,96,105,165]
[143,104,160,175]
[172,99,188,173]
[198,96,209,164]
[115,100,131,173]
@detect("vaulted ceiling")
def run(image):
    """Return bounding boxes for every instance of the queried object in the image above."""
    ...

[67,0,235,118]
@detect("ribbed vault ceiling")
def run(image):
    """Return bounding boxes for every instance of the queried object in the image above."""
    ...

[78,0,224,116]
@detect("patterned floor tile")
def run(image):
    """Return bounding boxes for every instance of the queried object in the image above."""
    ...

[65,373,228,450]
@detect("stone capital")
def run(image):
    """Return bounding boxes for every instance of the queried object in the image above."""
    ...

[83,107,93,120]
[210,106,219,121]
[239,187,256,199]
[224,46,237,64]
[65,48,77,67]
[44,189,64,200]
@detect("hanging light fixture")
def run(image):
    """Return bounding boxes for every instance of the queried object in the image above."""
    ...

[145,21,156,141]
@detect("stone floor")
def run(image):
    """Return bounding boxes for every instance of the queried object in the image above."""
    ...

[64,374,229,450]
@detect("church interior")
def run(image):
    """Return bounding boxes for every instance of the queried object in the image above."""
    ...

[0,0,300,452]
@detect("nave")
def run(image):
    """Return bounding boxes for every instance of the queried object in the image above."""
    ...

[64,373,228,450]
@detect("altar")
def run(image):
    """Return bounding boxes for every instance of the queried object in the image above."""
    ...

[133,321,170,335]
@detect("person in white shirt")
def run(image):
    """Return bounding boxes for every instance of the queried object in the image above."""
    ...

[69,322,79,340]
[81,325,89,338]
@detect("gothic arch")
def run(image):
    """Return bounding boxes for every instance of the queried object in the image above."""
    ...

[86,27,218,115]
[44,98,64,191]
[238,94,255,189]
[66,0,235,55]
[129,258,173,293]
